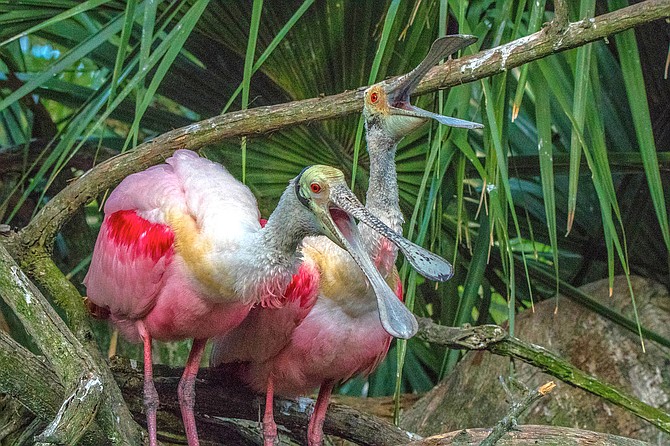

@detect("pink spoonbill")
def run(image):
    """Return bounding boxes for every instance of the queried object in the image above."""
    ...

[211,36,483,445]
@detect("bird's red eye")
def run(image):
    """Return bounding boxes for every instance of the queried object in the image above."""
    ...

[310,183,322,193]
[370,92,379,103]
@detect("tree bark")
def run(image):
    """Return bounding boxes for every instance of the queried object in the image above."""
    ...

[0,244,144,445]
[407,425,653,446]
[0,330,108,445]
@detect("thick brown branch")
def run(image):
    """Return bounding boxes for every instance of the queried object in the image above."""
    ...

[15,0,670,252]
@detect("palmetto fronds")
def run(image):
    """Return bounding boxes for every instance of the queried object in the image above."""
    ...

[1,0,668,398]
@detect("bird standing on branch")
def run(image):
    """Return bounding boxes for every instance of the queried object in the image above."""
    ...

[211,36,483,446]
[84,150,437,446]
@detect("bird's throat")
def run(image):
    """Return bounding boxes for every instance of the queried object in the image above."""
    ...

[361,126,404,275]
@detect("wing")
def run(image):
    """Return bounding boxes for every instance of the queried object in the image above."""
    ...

[88,150,265,315]
[168,150,261,246]
[85,150,204,320]
[84,209,175,320]
[107,150,261,247]
[86,157,188,320]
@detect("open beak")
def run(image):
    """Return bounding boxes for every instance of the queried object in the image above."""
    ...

[387,105,483,129]
[314,184,454,339]
[384,35,484,130]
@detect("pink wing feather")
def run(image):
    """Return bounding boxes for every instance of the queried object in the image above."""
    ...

[85,150,258,342]
[84,159,187,323]
[84,210,175,320]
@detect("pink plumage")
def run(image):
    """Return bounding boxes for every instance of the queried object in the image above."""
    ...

[210,37,476,446]
[86,150,347,446]
[84,151,262,446]
[84,155,254,344]
[86,207,250,342]
[214,262,401,395]
[84,151,404,446]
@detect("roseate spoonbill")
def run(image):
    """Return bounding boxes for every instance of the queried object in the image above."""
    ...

[83,150,440,446]
[211,36,483,445]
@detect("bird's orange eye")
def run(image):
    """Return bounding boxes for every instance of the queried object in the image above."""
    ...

[370,92,379,103]
[310,183,322,193]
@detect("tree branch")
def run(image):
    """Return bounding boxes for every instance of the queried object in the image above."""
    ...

[0,330,107,445]
[0,243,144,444]
[415,318,670,434]
[480,381,556,446]
[112,359,419,446]
[551,0,570,31]
[407,425,653,446]
[13,0,670,252]
[34,373,103,445]
[2,319,662,445]
[0,329,64,418]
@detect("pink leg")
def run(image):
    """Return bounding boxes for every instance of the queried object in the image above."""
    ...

[178,338,207,446]
[263,375,278,446]
[307,380,335,446]
[139,323,159,446]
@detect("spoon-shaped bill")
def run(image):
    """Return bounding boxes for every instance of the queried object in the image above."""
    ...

[294,165,418,339]
[388,35,478,100]
[330,185,454,281]
[324,207,418,339]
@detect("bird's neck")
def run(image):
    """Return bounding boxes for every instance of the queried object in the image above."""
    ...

[360,121,404,276]
[235,192,310,307]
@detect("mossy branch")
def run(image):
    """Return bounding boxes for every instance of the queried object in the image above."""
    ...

[0,329,64,418]
[0,343,655,446]
[34,373,104,445]
[0,243,144,445]
[415,318,670,434]
[0,330,108,445]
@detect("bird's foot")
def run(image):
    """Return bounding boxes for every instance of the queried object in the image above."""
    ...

[263,430,279,446]
[306,430,324,446]
[262,411,279,445]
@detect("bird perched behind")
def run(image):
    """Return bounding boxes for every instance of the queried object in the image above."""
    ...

[211,36,483,446]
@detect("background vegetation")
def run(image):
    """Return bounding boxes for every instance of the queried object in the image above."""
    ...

[0,0,668,430]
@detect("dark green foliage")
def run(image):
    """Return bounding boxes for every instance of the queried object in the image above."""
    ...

[0,0,667,400]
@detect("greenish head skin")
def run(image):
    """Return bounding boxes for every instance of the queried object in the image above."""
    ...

[292,164,454,339]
